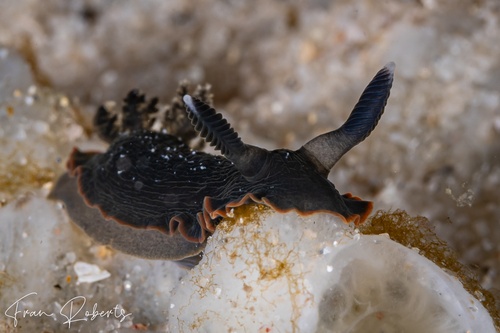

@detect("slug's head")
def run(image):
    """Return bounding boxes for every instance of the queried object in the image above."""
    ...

[184,63,394,225]
[183,62,395,183]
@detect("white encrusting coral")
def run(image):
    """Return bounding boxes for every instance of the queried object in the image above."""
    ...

[169,206,496,332]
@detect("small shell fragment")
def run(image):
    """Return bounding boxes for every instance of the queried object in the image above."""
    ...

[74,261,111,284]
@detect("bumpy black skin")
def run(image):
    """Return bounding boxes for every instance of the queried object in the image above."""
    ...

[71,131,370,243]
[50,63,395,260]
[72,132,231,242]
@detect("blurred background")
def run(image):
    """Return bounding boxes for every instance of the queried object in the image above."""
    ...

[0,0,499,315]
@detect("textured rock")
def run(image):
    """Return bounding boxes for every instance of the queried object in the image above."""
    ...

[169,206,495,332]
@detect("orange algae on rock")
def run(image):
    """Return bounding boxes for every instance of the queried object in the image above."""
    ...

[217,204,295,281]
[0,153,55,205]
[212,204,306,332]
[217,203,271,234]
[360,210,500,331]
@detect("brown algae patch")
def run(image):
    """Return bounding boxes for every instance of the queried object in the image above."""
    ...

[213,205,308,332]
[0,154,55,204]
[360,210,500,330]
[217,203,271,234]
[217,204,293,281]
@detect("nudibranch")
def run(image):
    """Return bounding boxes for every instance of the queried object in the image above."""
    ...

[50,63,394,261]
